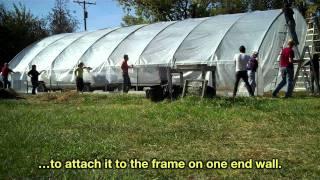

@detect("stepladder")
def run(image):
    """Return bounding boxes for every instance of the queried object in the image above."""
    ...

[292,45,318,93]
[272,16,319,94]
[292,16,320,93]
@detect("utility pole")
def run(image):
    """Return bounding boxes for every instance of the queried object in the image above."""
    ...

[73,0,96,31]
[247,0,253,12]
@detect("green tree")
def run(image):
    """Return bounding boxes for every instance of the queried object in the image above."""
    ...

[0,3,48,64]
[121,14,148,26]
[47,0,78,34]
[116,0,320,26]
[116,0,215,25]
[210,0,248,15]
[116,0,258,26]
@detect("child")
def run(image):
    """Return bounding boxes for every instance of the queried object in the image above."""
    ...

[75,62,91,92]
[247,52,259,94]
[121,55,133,93]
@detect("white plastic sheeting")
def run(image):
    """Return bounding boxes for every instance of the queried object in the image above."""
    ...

[82,25,145,70]
[174,13,243,65]
[51,28,118,83]
[140,18,206,65]
[9,33,69,72]
[29,32,88,83]
[9,9,307,95]
[109,22,175,66]
[214,10,282,93]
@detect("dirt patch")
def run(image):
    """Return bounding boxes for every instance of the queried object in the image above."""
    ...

[20,91,87,105]
[36,91,80,102]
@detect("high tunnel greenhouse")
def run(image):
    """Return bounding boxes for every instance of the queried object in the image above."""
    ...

[9,9,307,95]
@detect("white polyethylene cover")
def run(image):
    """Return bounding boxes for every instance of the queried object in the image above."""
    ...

[104,22,175,85]
[174,14,243,65]
[80,25,146,70]
[51,28,117,82]
[108,22,175,66]
[28,32,88,81]
[10,33,69,72]
[139,18,206,65]
[214,10,282,92]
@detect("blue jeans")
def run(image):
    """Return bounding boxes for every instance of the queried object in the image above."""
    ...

[273,67,294,97]
[122,73,131,93]
[2,76,11,88]
[247,70,256,94]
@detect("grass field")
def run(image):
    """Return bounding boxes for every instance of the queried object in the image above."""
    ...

[0,92,320,179]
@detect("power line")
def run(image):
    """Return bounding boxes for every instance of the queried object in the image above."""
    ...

[73,0,96,31]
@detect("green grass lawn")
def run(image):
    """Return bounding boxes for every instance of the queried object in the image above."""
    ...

[0,92,320,179]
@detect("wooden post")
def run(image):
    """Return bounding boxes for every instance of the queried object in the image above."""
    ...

[211,69,216,96]
[26,80,28,94]
[201,80,208,98]
[182,80,188,98]
[201,67,206,79]
[179,72,183,87]
[136,66,139,91]
[167,67,173,99]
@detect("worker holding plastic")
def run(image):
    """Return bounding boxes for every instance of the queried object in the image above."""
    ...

[74,62,91,92]
[272,40,297,98]
[121,54,133,93]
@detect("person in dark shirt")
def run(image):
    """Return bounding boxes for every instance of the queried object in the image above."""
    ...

[121,54,133,93]
[28,65,44,94]
[283,3,299,45]
[297,1,307,18]
[310,54,320,94]
[1,63,14,89]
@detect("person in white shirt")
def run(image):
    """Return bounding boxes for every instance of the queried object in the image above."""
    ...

[233,45,254,97]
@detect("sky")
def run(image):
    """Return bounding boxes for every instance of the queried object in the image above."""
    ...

[0,0,125,31]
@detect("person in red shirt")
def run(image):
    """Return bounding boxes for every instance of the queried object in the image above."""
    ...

[1,63,14,89]
[121,55,133,93]
[272,40,296,98]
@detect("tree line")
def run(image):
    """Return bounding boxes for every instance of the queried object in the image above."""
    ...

[116,0,319,26]
[0,0,78,65]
